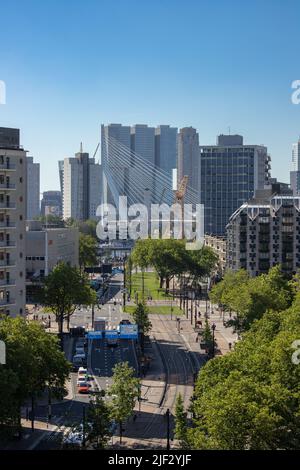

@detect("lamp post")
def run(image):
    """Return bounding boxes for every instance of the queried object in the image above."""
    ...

[170,300,173,320]
[166,408,170,450]
[211,323,216,358]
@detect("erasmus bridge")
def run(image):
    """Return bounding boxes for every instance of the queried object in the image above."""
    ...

[101,132,200,210]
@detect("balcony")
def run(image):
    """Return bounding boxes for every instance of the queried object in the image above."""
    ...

[0,298,16,306]
[0,183,16,191]
[0,241,16,248]
[0,222,16,229]
[0,260,16,268]
[0,279,16,287]
[0,163,16,171]
[0,203,16,210]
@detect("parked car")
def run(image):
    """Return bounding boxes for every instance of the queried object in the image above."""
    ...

[77,382,90,394]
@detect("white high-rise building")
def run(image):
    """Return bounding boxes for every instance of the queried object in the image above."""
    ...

[26,156,40,219]
[61,145,101,220]
[0,127,26,317]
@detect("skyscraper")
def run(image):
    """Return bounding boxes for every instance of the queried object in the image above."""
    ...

[290,139,300,196]
[41,191,62,216]
[177,127,200,196]
[26,156,40,219]
[61,145,101,220]
[200,134,271,236]
[155,125,177,177]
[0,127,26,317]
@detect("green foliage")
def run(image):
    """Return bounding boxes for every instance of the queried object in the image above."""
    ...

[79,233,98,269]
[209,266,293,331]
[86,396,112,449]
[0,316,70,438]
[39,262,96,333]
[174,394,189,449]
[130,302,152,353]
[131,239,217,290]
[35,215,65,227]
[189,295,300,449]
[108,362,140,443]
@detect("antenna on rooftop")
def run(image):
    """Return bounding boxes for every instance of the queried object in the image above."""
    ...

[80,142,83,153]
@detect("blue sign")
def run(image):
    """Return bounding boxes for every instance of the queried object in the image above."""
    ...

[87,331,102,339]
[119,324,138,339]
[105,330,119,339]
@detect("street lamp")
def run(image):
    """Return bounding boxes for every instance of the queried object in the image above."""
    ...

[211,323,216,358]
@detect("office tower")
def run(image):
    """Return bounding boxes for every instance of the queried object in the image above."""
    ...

[101,124,131,205]
[290,139,300,195]
[155,125,177,176]
[62,144,101,221]
[130,125,155,165]
[177,127,200,196]
[200,134,271,236]
[58,160,64,204]
[226,182,297,276]
[0,127,26,316]
[26,156,40,219]
[41,191,62,217]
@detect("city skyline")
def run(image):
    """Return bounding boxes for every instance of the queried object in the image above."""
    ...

[1,0,300,191]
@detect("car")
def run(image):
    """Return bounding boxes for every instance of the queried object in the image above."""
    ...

[72,354,87,371]
[78,367,88,374]
[77,382,90,394]
[119,319,132,325]
[77,376,89,386]
[75,346,85,355]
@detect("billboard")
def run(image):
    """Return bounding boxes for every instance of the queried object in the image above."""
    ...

[119,324,138,339]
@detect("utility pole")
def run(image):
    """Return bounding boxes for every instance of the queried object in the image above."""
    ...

[166,408,170,450]
[123,255,127,307]
[82,405,86,448]
[91,303,95,329]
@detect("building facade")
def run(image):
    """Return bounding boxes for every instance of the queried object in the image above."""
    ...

[204,234,227,274]
[26,220,79,280]
[177,127,200,197]
[0,127,26,316]
[200,134,271,236]
[60,145,102,220]
[226,184,298,276]
[41,190,62,216]
[26,156,40,219]
[290,139,300,196]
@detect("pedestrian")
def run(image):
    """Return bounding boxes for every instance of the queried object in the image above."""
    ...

[228,342,232,350]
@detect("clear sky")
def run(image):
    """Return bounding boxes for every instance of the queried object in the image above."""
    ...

[0,0,300,192]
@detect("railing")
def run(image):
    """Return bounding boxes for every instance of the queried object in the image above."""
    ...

[0,279,16,286]
[0,299,16,306]
[0,163,16,170]
[0,261,16,267]
[0,203,16,209]
[0,183,16,190]
[0,223,16,228]
[0,241,16,248]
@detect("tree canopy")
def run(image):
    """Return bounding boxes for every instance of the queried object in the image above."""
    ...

[188,292,300,449]
[0,316,70,439]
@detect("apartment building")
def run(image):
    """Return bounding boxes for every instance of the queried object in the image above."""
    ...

[0,127,26,316]
[226,182,298,276]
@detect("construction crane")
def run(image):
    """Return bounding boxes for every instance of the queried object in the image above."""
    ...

[174,175,189,239]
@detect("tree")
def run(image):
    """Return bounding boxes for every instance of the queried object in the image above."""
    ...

[108,362,140,444]
[0,316,70,439]
[209,266,293,332]
[39,262,96,347]
[130,302,152,354]
[130,239,151,298]
[79,233,98,270]
[174,394,189,449]
[35,214,65,227]
[86,396,112,449]
[189,292,300,450]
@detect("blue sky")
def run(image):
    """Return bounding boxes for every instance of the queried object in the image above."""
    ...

[0,0,300,192]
